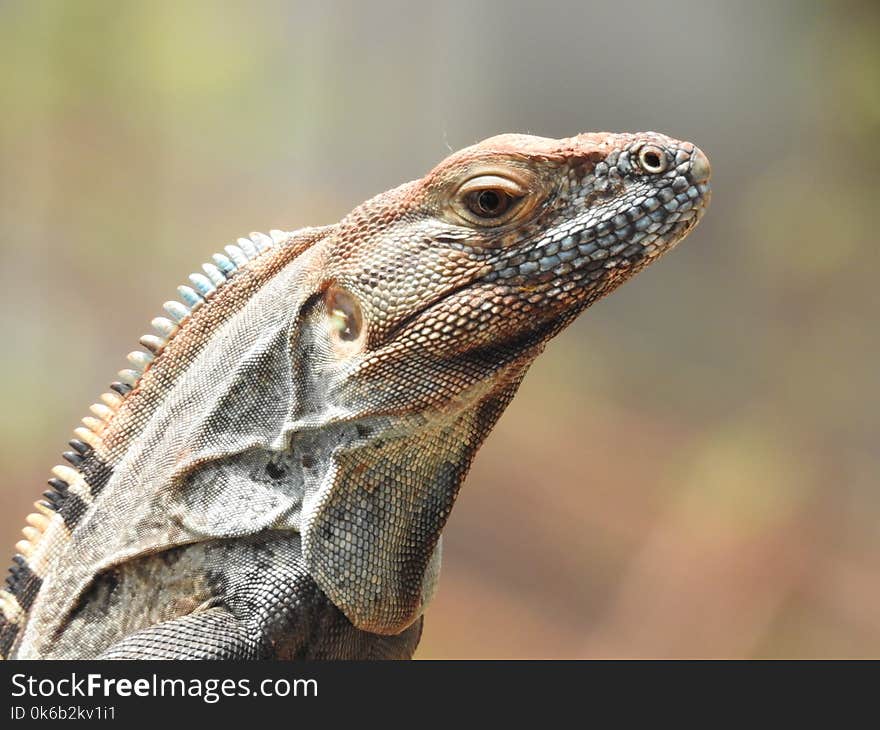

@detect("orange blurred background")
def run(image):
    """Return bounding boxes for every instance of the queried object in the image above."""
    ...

[1,0,878,657]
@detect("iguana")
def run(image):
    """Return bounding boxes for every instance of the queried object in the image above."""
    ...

[1,131,711,659]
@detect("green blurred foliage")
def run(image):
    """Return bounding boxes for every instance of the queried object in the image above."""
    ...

[0,0,878,657]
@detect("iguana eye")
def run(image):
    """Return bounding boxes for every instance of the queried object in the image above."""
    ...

[638,145,668,174]
[325,286,363,343]
[466,188,513,218]
[454,174,527,227]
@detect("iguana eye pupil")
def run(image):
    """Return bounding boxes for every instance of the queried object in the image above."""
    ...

[477,190,501,213]
[325,286,363,342]
[467,188,511,218]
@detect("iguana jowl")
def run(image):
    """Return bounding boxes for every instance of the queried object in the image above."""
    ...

[1,131,711,659]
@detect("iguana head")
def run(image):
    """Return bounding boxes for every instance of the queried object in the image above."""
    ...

[284,131,711,632]
[322,131,711,358]
[3,132,710,656]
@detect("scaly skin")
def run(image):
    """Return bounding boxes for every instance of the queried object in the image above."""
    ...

[1,131,711,659]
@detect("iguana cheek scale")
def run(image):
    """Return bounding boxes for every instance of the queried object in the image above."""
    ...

[1,132,711,659]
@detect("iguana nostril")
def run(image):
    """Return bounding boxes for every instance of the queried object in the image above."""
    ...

[690,147,711,184]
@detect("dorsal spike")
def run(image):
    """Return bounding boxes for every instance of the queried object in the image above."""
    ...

[47,478,68,493]
[224,245,249,268]
[250,231,273,251]
[163,301,190,324]
[42,491,63,506]
[25,513,49,531]
[212,252,236,274]
[139,335,165,355]
[126,351,153,371]
[61,451,83,467]
[15,540,33,558]
[151,317,177,338]
[117,369,140,386]
[176,285,204,309]
[100,392,124,409]
[73,427,100,449]
[201,263,226,287]
[51,465,78,483]
[188,273,215,297]
[68,439,90,455]
[109,382,132,396]
[81,416,103,432]
[89,403,113,421]
[33,502,54,518]
[237,237,258,258]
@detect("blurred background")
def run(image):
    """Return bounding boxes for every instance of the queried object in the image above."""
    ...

[1,0,878,658]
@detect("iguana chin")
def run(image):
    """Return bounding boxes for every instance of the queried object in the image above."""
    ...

[1,131,710,659]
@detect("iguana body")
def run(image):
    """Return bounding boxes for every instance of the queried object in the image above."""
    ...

[1,131,711,659]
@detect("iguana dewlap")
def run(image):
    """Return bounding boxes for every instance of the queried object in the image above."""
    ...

[1,131,711,659]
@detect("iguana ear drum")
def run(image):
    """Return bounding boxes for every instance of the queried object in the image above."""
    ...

[325,285,363,344]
